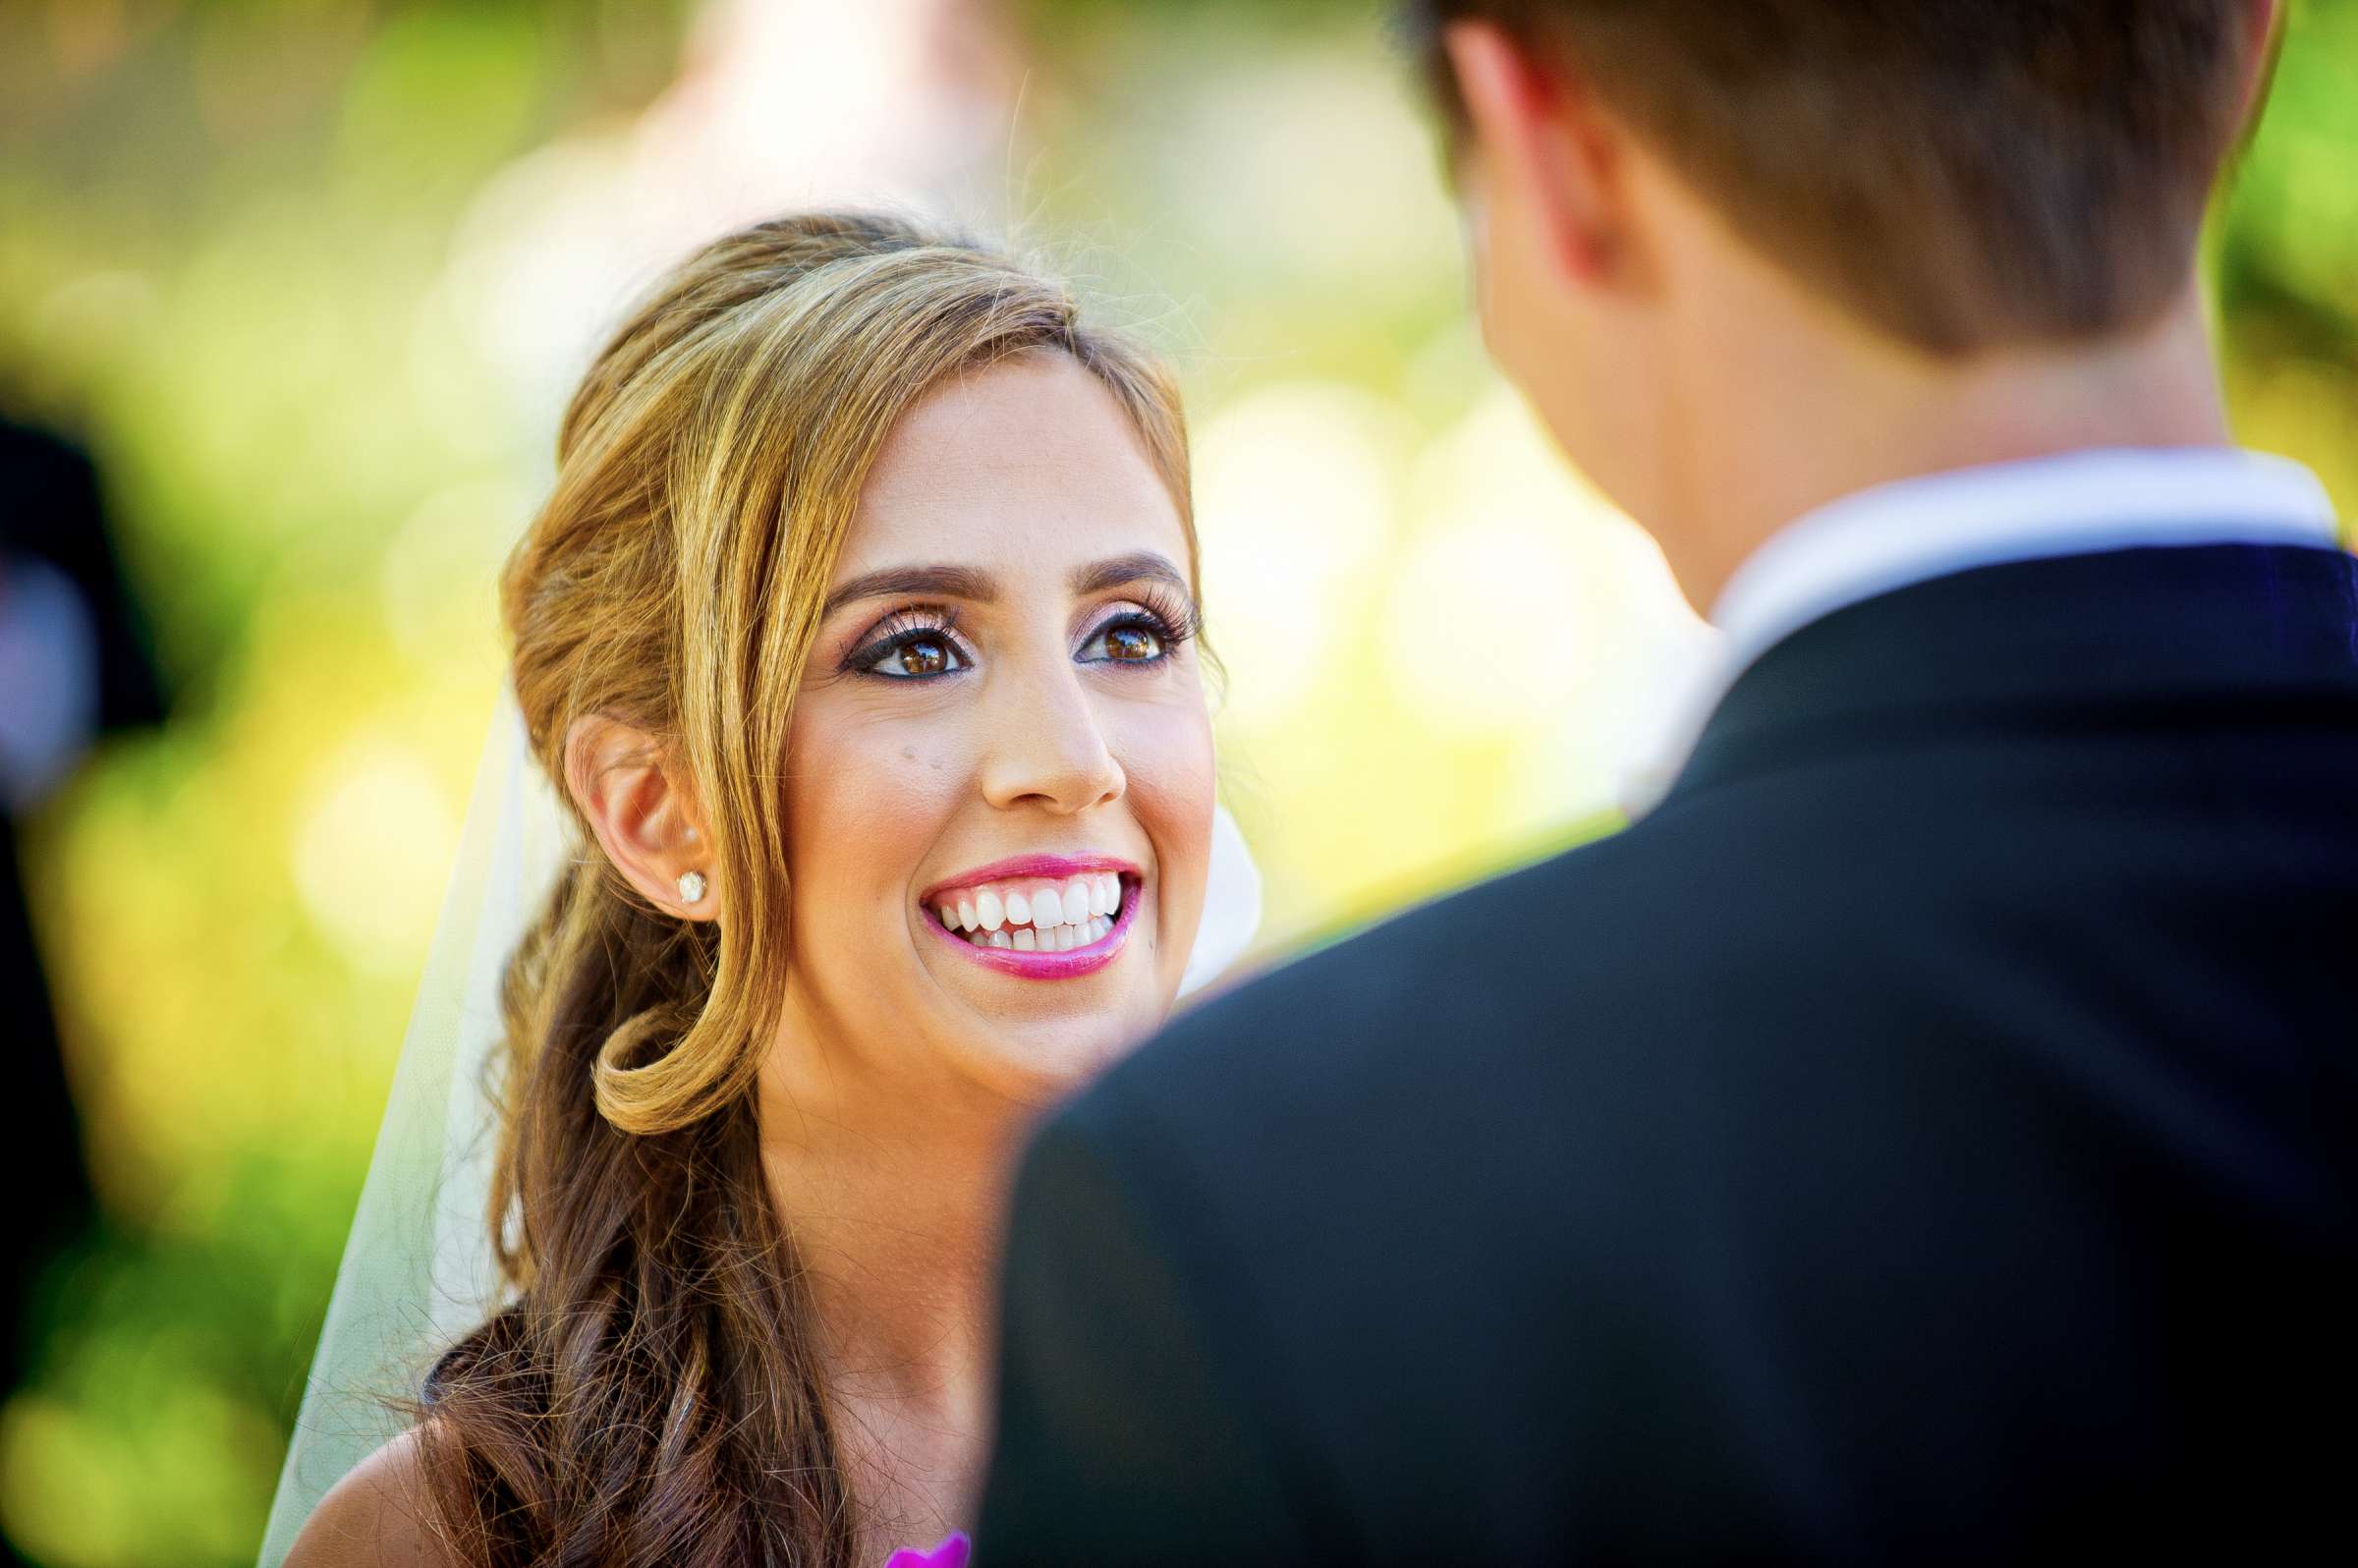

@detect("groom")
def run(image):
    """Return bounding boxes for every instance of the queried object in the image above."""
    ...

[982,2,2356,1561]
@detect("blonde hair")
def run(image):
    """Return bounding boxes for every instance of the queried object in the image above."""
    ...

[418,212,1194,1567]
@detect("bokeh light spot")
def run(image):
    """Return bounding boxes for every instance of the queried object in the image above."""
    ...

[292,741,459,973]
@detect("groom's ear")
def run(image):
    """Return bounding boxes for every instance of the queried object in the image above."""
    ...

[2230,0,2284,155]
[564,713,718,922]
[1439,20,1630,292]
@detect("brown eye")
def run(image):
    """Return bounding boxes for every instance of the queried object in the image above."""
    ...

[896,638,952,676]
[863,631,965,679]
[1105,625,1161,661]
[1084,619,1166,665]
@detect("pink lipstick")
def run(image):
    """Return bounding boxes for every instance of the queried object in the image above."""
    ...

[919,854,1142,981]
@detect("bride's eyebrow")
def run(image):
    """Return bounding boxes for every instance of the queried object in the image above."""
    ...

[821,564,997,618]
[1070,551,1190,599]
[822,553,1191,617]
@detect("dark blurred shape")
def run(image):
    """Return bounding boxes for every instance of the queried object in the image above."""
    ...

[0,419,168,745]
[0,415,170,1567]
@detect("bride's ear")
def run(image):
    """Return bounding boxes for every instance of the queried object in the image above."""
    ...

[563,713,718,921]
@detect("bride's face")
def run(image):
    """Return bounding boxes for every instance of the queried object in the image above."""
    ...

[776,351,1214,1095]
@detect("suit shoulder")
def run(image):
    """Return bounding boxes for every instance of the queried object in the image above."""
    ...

[1076,821,1710,1138]
[1144,820,1694,1052]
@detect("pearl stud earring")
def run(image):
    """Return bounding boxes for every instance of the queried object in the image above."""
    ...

[677,869,707,905]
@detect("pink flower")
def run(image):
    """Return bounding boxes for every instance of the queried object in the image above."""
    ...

[883,1531,972,1568]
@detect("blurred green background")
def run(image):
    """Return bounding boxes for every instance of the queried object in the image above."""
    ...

[0,0,2351,1561]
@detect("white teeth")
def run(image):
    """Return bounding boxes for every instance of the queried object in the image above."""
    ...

[937,873,1130,946]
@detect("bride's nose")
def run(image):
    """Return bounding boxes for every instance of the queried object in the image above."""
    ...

[979,661,1126,815]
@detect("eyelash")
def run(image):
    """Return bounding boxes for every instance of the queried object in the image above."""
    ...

[841,588,1201,683]
[1079,584,1201,668]
[842,607,973,681]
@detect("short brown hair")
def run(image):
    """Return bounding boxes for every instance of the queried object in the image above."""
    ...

[1402,1,2270,353]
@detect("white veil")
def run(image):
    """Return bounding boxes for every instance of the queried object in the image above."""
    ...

[257,685,1263,1563]
[256,684,567,1562]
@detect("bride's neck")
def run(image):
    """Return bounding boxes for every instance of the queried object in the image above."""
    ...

[751,1020,1039,1529]
[754,1065,1021,1547]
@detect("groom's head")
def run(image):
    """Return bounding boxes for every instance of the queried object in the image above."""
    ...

[1404,1,2280,569]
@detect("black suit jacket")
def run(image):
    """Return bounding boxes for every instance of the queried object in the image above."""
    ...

[980,542,2358,1564]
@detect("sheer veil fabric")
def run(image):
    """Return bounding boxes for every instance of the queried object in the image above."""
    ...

[257,686,562,1563]
[257,685,1263,1564]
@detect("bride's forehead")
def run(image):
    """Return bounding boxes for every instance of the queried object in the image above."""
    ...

[854,357,1175,510]
[833,484,1189,582]
[875,350,1140,464]
[836,382,1189,587]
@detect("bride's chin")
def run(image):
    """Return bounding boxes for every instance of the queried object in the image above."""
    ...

[939,1001,1160,1099]
[910,933,1177,1089]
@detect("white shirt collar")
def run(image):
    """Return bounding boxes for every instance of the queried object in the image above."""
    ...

[1711,445,2339,677]
[1620,447,2343,816]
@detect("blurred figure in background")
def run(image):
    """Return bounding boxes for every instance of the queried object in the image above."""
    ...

[0,416,169,1565]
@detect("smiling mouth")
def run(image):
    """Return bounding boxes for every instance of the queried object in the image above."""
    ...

[931,869,1126,950]
[921,868,1139,979]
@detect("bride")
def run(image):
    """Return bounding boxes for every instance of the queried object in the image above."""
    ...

[282,211,1245,1566]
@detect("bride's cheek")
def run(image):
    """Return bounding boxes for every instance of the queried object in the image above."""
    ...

[781,715,940,904]
[1118,722,1216,912]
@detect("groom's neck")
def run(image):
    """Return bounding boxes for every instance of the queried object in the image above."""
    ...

[1658,273,2233,615]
